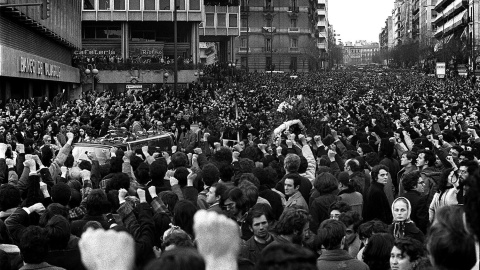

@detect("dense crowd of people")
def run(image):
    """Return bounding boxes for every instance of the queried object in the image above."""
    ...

[0,65,480,270]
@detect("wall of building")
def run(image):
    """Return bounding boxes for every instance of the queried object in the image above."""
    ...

[2,0,82,48]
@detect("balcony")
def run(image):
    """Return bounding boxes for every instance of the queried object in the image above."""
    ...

[317,43,326,49]
[317,21,326,27]
[317,9,326,16]
[433,0,468,25]
[263,6,274,12]
[288,6,300,13]
[289,47,300,53]
[238,47,250,53]
[240,27,250,32]
[434,9,468,37]
[288,27,300,33]
[262,27,276,33]
[318,0,326,4]
[262,47,272,52]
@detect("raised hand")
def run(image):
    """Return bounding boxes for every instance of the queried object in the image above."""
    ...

[79,228,135,270]
[194,210,240,270]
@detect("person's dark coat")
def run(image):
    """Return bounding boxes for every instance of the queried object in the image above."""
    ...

[310,193,338,233]
[388,222,425,243]
[46,248,86,270]
[363,181,393,224]
[317,249,370,270]
[70,215,109,237]
[403,190,429,233]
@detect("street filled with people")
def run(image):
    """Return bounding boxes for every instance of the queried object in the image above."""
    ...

[0,65,480,270]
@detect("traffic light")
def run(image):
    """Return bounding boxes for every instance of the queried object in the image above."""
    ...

[41,0,50,19]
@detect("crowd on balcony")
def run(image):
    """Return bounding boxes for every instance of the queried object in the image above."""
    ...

[0,66,479,270]
[73,54,197,71]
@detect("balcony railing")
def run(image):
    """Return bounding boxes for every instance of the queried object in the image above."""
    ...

[262,27,276,33]
[288,27,300,33]
[289,47,300,53]
[263,6,274,12]
[288,6,299,12]
[238,47,250,53]
[262,47,272,52]
[240,27,250,32]
[73,61,202,71]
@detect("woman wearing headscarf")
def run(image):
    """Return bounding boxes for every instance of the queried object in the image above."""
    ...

[388,197,424,243]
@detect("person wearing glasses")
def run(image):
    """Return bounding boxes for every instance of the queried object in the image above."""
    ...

[401,171,429,233]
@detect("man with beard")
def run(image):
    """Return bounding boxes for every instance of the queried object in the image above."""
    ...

[457,160,479,204]
[268,208,309,246]
[239,206,274,264]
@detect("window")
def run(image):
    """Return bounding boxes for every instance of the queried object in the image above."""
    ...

[241,57,247,68]
[160,0,170,10]
[131,30,156,41]
[114,0,125,10]
[206,14,215,27]
[241,0,248,6]
[105,27,121,38]
[83,27,96,38]
[84,0,95,10]
[176,0,185,10]
[266,57,272,69]
[241,18,248,27]
[290,57,297,71]
[144,0,155,10]
[190,0,200,10]
[84,26,122,39]
[290,0,297,7]
[241,38,247,48]
[266,38,272,51]
[266,18,272,27]
[265,0,272,8]
[290,19,297,27]
[99,0,110,10]
[291,38,298,48]
[218,14,226,27]
[229,14,238,27]
[96,27,108,38]
[129,0,140,10]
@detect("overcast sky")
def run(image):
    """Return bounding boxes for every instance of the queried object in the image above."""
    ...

[329,0,394,44]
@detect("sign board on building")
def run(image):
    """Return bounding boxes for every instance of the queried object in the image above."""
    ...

[0,45,79,83]
[436,62,446,79]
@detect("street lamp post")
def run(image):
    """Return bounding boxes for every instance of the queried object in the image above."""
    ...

[174,0,178,93]
[85,64,98,92]
[163,72,169,88]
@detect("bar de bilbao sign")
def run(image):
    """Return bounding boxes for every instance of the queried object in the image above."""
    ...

[19,57,61,78]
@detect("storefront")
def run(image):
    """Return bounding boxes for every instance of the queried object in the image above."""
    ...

[0,1,82,104]
[0,45,80,102]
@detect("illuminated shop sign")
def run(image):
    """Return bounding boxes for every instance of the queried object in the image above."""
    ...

[19,57,61,78]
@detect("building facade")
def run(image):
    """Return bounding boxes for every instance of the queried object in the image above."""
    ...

[235,0,319,72]
[0,0,81,102]
[433,0,469,62]
[317,0,329,69]
[343,42,380,65]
